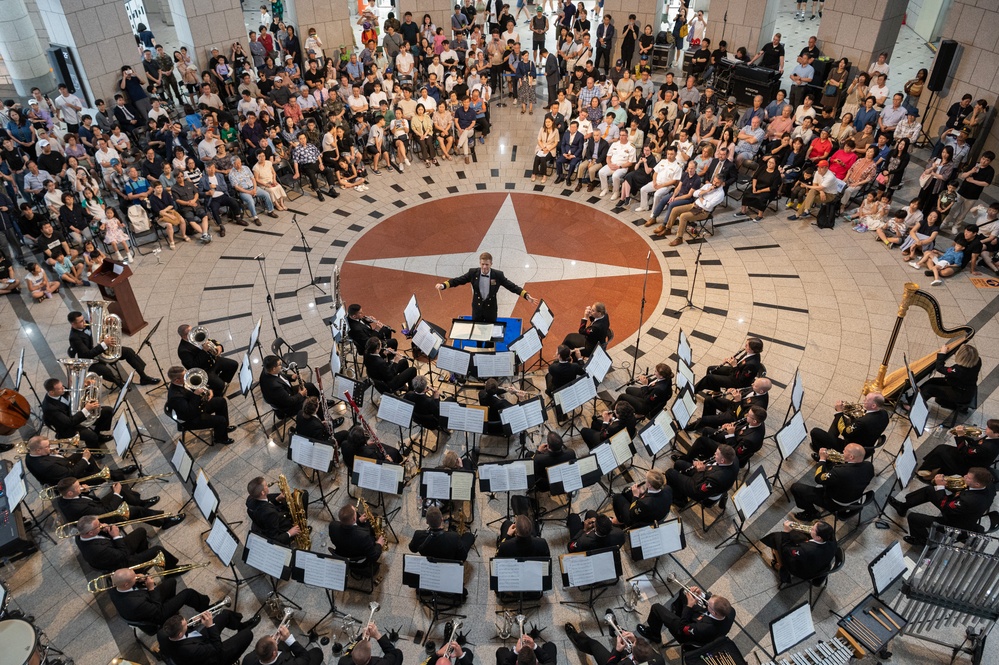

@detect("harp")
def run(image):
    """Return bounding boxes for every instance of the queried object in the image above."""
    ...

[863,282,975,400]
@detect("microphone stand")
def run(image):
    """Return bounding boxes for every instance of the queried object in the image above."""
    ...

[256,254,283,350]
[677,240,704,314]
[292,215,326,295]
[627,250,652,383]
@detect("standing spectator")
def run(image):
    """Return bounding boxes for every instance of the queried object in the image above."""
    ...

[53,84,83,134]
[946,152,995,233]
[594,15,615,73]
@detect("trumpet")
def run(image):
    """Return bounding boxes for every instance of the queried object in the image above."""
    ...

[86,552,165,593]
[89,562,209,593]
[949,426,984,438]
[188,325,223,357]
[785,521,815,534]
[506,386,538,399]
[444,619,463,658]
[495,610,514,639]
[605,611,634,654]
[188,597,233,628]
[944,475,968,491]
[273,607,294,638]
[352,602,380,642]
[40,472,173,500]
[666,573,710,609]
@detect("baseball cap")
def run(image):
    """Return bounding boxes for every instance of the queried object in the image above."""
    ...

[38,139,49,147]
[536,5,542,11]
[817,159,829,168]
[727,96,737,104]
[110,158,120,166]
[616,59,623,66]
[285,54,293,60]
[28,99,39,105]
[907,108,919,117]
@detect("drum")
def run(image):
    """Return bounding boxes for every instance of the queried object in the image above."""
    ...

[0,618,40,665]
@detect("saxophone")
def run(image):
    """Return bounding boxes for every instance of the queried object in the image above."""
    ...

[454,505,468,536]
[278,474,312,550]
[358,496,388,550]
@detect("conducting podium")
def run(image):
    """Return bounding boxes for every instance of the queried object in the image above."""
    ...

[90,258,147,335]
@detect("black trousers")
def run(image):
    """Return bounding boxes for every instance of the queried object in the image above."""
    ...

[569,630,614,663]
[298,161,333,193]
[383,362,417,393]
[595,46,612,72]
[207,609,255,663]
[618,387,653,416]
[693,366,740,393]
[644,593,697,643]
[678,433,720,463]
[612,488,637,525]
[91,346,148,385]
[898,485,944,543]
[497,644,556,665]
[152,577,211,624]
[790,481,834,516]
[918,444,967,476]
[184,396,230,440]
[74,406,115,446]
[809,426,848,453]
[206,192,241,227]
[920,378,974,409]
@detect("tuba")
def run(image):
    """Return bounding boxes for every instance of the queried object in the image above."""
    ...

[86,300,122,362]
[59,358,102,428]
[187,325,223,357]
[278,474,312,550]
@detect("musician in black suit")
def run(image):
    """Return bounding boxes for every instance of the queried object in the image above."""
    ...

[260,355,322,419]
[637,587,735,647]
[497,632,558,665]
[918,420,999,479]
[74,514,180,571]
[808,392,888,454]
[562,302,610,359]
[24,435,137,487]
[678,406,767,468]
[611,469,672,527]
[546,345,587,394]
[243,625,323,665]
[176,324,238,395]
[693,337,764,392]
[497,515,550,557]
[56,477,184,528]
[354,424,404,464]
[409,507,476,561]
[41,377,113,446]
[294,396,344,441]
[479,378,519,423]
[347,303,398,351]
[889,467,997,545]
[109,567,210,627]
[533,432,577,492]
[158,608,259,665]
[791,443,875,520]
[245,477,306,546]
[363,337,417,393]
[918,344,981,409]
[428,638,474,665]
[581,400,637,450]
[404,375,442,430]
[760,520,837,584]
[67,310,159,387]
[436,251,538,323]
[618,363,673,417]
[667,444,740,506]
[565,620,663,665]
[329,502,384,566]
[690,377,771,430]
[567,511,626,552]
[165,366,234,445]
[336,621,401,665]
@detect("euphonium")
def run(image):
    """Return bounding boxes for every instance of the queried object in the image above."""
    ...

[823,450,846,464]
[88,562,209,593]
[60,357,102,428]
[188,325,223,357]
[358,496,388,550]
[949,426,984,437]
[183,368,210,396]
[86,300,122,362]
[41,466,111,499]
[86,551,165,593]
[945,475,968,491]
[277,474,311,550]
[786,521,815,534]
[187,597,233,628]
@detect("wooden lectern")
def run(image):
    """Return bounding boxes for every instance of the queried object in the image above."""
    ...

[90,259,147,335]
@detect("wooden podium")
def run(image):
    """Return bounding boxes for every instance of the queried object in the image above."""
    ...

[90,259,147,335]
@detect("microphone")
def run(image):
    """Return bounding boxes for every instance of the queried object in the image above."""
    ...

[254,253,265,260]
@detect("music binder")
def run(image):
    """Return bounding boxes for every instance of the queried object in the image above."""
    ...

[351,456,406,495]
[419,468,476,502]
[194,469,220,522]
[639,410,676,456]
[402,555,465,594]
[489,557,553,593]
[558,547,622,588]
[627,519,685,562]
[478,459,534,493]
[242,532,294,581]
[291,549,348,591]
[547,455,601,495]
[499,396,547,435]
[288,434,336,473]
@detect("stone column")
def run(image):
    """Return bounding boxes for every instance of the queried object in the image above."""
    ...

[164,0,249,70]
[291,0,355,58]
[696,0,771,54]
[816,0,908,74]
[0,0,56,96]
[601,0,657,63]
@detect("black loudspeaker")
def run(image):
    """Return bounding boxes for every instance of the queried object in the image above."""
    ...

[927,39,958,92]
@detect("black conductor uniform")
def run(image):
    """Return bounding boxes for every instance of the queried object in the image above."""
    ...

[41,393,113,446]
[681,422,766,468]
[69,325,150,386]
[896,481,996,544]
[441,267,529,323]
[409,526,476,561]
[667,461,739,506]
[157,609,254,665]
[166,382,231,443]
[809,408,889,454]
[178,338,237,395]
[611,486,672,527]
[618,376,672,417]
[919,434,999,477]
[791,459,875,518]
[110,578,210,627]
[693,353,761,392]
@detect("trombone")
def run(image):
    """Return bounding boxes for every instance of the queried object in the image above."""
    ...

[56,503,130,537]
[57,510,185,539]
[87,552,166,593]
[89,562,210,594]
[40,472,173,500]
[15,434,93,455]
[666,573,710,609]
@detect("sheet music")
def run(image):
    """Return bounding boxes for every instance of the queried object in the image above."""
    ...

[334,374,357,403]
[207,519,238,566]
[563,550,616,587]
[871,542,907,594]
[521,399,544,428]
[450,320,473,339]
[678,330,692,366]
[592,442,617,475]
[733,470,770,519]
[585,345,612,383]
[671,390,695,429]
[245,532,292,579]
[355,458,405,494]
[194,471,218,521]
[14,348,24,391]
[296,550,347,591]
[474,352,516,378]
[404,554,425,576]
[5,460,25,511]
[404,295,421,330]
[556,376,597,413]
[112,371,134,415]
[331,306,346,341]
[113,416,131,457]
[171,441,193,483]
[609,429,633,464]
[473,322,495,340]
[500,403,529,434]
[248,318,262,355]
[494,558,544,592]
[509,328,543,362]
[436,346,471,375]
[491,324,505,339]
[640,412,675,455]
[910,392,929,436]
[777,411,807,459]
[577,455,599,478]
[550,459,581,492]
[441,403,485,433]
[480,461,529,492]
[419,559,464,594]
[770,603,815,655]
[239,353,252,395]
[378,394,415,427]
[676,360,694,391]
[450,471,474,501]
[531,300,554,337]
[423,471,451,500]
[413,320,443,357]
[895,436,917,488]
[629,520,683,560]
[791,370,804,411]
[290,435,334,472]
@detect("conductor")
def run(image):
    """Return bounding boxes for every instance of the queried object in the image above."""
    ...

[436,252,538,322]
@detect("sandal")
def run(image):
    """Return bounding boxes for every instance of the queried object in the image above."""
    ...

[169,242,176,249]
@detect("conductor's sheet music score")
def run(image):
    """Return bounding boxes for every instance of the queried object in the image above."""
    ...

[377,394,415,427]
[474,352,516,378]
[510,327,543,362]
[245,532,292,579]
[494,558,545,592]
[436,346,471,376]
[531,300,554,337]
[206,519,238,566]
[290,435,334,472]
[562,550,616,587]
[295,550,347,590]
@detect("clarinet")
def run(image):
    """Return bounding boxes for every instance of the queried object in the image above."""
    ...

[343,391,389,461]
[313,367,341,467]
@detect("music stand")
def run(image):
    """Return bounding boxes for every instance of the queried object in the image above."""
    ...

[289,434,339,519]
[170,440,195,485]
[137,317,167,393]
[377,394,416,447]
[509,328,543,389]
[207,518,259,606]
[544,455,601,522]
[439,402,486,457]
[867,541,906,598]
[418,468,476,524]
[292,215,325,294]
[670,387,697,443]
[478,459,535,526]
[677,330,692,367]
[403,555,467,643]
[233,352,266,429]
[552,375,598,438]
[291,549,350,640]
[351,457,405,544]
[436,346,472,401]
[243,531,300,610]
[674,358,696,395]
[626,518,685,587]
[3,460,51,545]
[12,349,42,423]
[118,371,167,451]
[770,410,807,501]
[404,295,422,334]
[788,368,804,424]
[639,410,677,463]
[489,556,553,620]
[873,436,915,531]
[593,429,638,510]
[499,396,547,460]
[769,602,815,657]
[193,469,221,525]
[715,467,769,554]
[559,547,623,633]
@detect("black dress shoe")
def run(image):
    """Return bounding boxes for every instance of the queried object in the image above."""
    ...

[326,398,339,408]
[888,497,908,517]
[903,535,924,546]
[141,496,161,508]
[138,375,161,386]
[218,225,226,237]
[161,514,186,529]
[215,437,235,445]
[635,623,660,644]
[238,614,262,631]
[564,622,582,648]
[793,511,819,521]
[328,188,340,198]
[119,464,138,475]
[317,192,325,202]
[330,416,345,428]
[0,443,14,453]
[226,425,237,433]
[810,452,821,462]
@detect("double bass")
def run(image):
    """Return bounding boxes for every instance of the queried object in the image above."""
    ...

[0,388,30,435]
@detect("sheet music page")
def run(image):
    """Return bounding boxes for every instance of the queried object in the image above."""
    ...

[510,328,542,362]
[678,331,692,366]
[421,560,464,594]
[559,461,583,492]
[609,429,633,464]
[296,550,347,591]
[895,436,917,493]
[560,376,597,413]
[450,471,474,501]
[5,460,25,511]
[245,532,291,579]
[640,416,672,455]
[171,441,189,478]
[436,346,471,375]
[633,525,665,559]
[592,442,617,475]
[334,374,357,402]
[450,320,474,339]
[248,318,262,354]
[577,455,599,480]
[194,471,218,520]
[356,459,381,491]
[531,300,554,336]
[113,416,131,457]
[585,345,612,383]
[494,559,520,592]
[500,403,529,434]
[587,550,617,583]
[546,462,565,490]
[481,463,507,492]
[475,352,515,377]
[872,542,907,594]
[791,370,804,411]
[377,464,405,494]
[207,519,237,566]
[239,353,253,395]
[378,394,415,428]
[522,398,544,428]
[676,360,694,391]
[910,392,929,436]
[777,411,807,459]
[404,555,426,575]
[423,471,452,500]
[671,393,693,429]
[563,554,595,587]
[553,389,564,409]
[291,435,333,472]
[508,462,529,491]
[472,322,495,340]
[404,295,421,330]
[733,471,770,519]
[413,321,442,356]
[449,405,485,433]
[771,603,815,655]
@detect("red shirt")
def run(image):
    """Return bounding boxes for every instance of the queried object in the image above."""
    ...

[807,137,832,162]
[828,149,857,180]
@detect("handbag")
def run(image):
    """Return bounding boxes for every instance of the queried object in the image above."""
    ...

[679,24,688,38]
[824,83,838,97]
[918,170,933,190]
[876,173,888,186]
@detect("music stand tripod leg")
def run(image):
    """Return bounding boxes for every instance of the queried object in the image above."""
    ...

[307,589,348,643]
[308,469,340,521]
[20,500,56,546]
[123,398,168,446]
[264,575,302,610]
[216,562,263,608]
